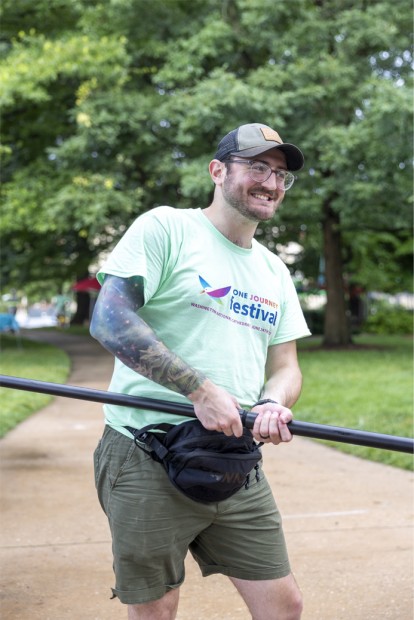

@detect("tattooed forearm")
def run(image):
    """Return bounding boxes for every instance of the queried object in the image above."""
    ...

[90,275,206,396]
[129,341,206,396]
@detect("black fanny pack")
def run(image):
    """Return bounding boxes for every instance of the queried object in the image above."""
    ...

[125,420,262,504]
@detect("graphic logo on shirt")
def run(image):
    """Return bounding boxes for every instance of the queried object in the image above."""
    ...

[194,275,279,333]
[199,275,231,305]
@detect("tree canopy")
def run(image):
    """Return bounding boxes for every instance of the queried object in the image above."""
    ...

[1,0,412,342]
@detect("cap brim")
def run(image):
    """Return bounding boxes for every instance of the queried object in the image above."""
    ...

[231,143,304,171]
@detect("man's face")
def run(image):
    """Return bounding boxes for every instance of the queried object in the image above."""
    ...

[221,150,288,222]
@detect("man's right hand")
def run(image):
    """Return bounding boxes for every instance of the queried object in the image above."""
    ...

[187,379,243,437]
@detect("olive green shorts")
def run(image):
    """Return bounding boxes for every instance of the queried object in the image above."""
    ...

[94,425,290,605]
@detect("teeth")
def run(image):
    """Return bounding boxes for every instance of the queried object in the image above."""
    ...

[252,193,271,201]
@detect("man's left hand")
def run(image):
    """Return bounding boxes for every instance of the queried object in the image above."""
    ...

[251,402,293,444]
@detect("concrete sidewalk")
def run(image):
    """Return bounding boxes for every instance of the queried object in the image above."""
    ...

[0,331,412,620]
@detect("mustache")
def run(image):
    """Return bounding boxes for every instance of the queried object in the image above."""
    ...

[250,184,279,199]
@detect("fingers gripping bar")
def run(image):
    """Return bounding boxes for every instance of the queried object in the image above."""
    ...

[239,409,413,453]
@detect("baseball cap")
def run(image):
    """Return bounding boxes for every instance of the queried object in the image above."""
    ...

[214,123,304,171]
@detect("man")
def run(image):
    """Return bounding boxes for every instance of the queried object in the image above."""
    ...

[91,122,311,620]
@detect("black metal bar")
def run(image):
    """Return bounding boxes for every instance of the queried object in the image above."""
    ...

[0,374,413,454]
[0,374,196,416]
[239,411,413,453]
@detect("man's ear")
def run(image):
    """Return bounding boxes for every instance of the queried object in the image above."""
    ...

[209,159,227,186]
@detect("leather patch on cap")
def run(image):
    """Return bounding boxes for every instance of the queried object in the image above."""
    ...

[261,127,282,144]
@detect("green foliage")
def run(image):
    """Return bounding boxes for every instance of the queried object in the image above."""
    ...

[345,230,413,293]
[0,32,127,107]
[0,0,412,339]
[0,334,70,437]
[0,0,83,40]
[365,302,413,334]
[297,334,413,470]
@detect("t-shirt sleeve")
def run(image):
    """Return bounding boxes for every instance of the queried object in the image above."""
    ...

[97,209,171,303]
[270,266,311,345]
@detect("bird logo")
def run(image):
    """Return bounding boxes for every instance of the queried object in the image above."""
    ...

[198,275,231,305]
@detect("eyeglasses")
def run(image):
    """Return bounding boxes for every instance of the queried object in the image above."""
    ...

[225,158,296,191]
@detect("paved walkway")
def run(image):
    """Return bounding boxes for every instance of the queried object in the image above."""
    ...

[0,331,412,620]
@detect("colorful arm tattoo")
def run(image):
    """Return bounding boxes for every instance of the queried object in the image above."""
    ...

[90,275,206,396]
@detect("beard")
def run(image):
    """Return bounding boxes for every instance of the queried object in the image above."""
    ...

[221,173,281,222]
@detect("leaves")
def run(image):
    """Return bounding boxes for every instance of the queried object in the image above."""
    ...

[1,32,128,107]
[0,0,412,306]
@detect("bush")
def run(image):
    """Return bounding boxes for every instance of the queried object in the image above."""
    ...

[364,304,413,334]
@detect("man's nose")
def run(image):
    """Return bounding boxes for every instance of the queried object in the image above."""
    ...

[261,170,280,191]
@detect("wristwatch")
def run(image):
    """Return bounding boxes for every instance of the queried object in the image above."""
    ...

[251,398,279,408]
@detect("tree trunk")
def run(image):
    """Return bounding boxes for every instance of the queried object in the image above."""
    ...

[322,200,352,346]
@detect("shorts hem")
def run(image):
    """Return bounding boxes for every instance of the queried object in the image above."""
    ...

[111,578,183,605]
[200,562,291,581]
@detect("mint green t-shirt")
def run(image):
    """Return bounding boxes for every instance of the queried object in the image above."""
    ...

[98,207,311,436]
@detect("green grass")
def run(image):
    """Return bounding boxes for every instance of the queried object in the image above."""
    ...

[0,334,70,437]
[296,334,413,470]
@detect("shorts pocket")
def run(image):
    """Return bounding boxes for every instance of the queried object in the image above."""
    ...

[95,427,137,513]
[108,433,137,488]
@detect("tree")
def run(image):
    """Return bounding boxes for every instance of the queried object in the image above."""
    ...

[1,0,412,338]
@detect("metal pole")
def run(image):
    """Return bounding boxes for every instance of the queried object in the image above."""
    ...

[0,374,412,454]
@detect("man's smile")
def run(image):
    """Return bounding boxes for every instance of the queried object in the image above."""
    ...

[250,191,275,202]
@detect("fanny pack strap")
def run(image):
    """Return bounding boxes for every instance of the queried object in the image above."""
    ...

[125,424,172,461]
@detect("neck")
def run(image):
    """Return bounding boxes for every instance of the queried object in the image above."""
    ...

[202,203,257,249]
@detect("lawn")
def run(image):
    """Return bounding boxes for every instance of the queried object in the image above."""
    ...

[296,334,413,470]
[0,334,70,437]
